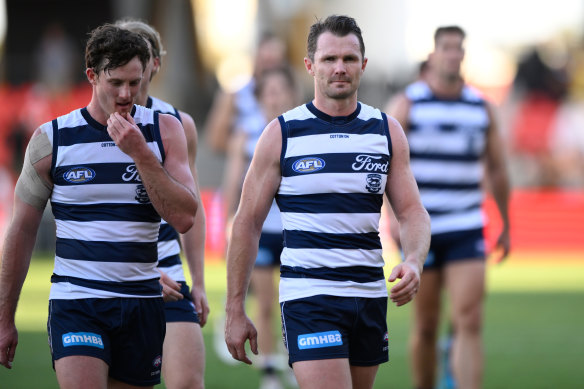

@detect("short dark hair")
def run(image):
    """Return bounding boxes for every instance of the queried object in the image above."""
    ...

[307,15,365,61]
[85,24,150,75]
[434,25,466,45]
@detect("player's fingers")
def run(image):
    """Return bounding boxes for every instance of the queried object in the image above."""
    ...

[249,329,258,356]
[387,265,402,283]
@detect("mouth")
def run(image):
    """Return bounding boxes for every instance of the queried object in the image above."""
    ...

[116,102,132,111]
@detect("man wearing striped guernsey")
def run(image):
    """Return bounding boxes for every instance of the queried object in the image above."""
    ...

[225,15,431,389]
[387,26,511,389]
[0,25,198,389]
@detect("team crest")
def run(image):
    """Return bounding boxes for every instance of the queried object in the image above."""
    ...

[365,173,382,193]
[135,184,150,204]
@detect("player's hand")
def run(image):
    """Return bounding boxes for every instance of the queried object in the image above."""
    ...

[158,270,183,302]
[106,112,147,157]
[191,285,210,327]
[224,307,258,365]
[388,259,421,307]
[492,228,511,264]
[0,321,18,369]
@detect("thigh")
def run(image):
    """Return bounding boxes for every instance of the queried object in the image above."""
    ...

[55,355,109,389]
[445,260,486,321]
[350,364,380,389]
[413,270,443,329]
[162,322,205,389]
[293,358,352,389]
[109,298,166,387]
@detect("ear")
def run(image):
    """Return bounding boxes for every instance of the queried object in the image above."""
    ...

[361,57,368,73]
[152,57,161,77]
[304,57,314,76]
[86,68,98,85]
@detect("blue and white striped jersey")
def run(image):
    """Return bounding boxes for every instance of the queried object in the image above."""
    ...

[405,81,489,235]
[145,96,187,282]
[277,102,391,302]
[46,105,164,299]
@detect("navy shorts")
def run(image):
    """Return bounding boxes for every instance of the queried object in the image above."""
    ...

[48,297,165,386]
[424,228,486,270]
[280,295,389,366]
[255,232,283,267]
[164,282,200,323]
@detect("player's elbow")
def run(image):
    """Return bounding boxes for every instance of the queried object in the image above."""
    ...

[172,199,199,233]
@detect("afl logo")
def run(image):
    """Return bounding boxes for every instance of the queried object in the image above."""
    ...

[292,157,325,173]
[63,167,96,184]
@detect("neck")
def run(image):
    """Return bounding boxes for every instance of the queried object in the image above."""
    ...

[86,97,107,126]
[312,94,358,117]
[135,90,148,107]
[427,72,463,98]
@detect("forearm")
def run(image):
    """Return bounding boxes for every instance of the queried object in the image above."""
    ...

[225,217,261,313]
[488,168,511,230]
[398,206,431,271]
[134,150,198,233]
[0,220,39,321]
[182,203,206,289]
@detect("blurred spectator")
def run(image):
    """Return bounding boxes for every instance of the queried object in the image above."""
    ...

[204,33,288,154]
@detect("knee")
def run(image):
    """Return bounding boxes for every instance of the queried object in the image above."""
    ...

[414,318,440,343]
[454,304,482,334]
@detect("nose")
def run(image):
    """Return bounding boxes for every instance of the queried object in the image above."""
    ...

[119,84,131,99]
[333,59,346,74]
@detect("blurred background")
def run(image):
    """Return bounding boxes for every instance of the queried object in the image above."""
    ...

[0,0,583,388]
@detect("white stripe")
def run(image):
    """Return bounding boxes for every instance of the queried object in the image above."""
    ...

[282,105,315,122]
[279,172,386,195]
[49,283,161,299]
[56,110,86,129]
[53,256,159,282]
[409,131,472,155]
[430,208,484,234]
[281,248,384,268]
[158,263,186,282]
[263,201,282,232]
[410,102,488,126]
[357,104,382,120]
[281,212,379,234]
[411,160,483,183]
[56,220,159,242]
[56,141,162,165]
[279,277,387,302]
[52,183,143,204]
[420,189,484,211]
[285,133,388,158]
[158,239,181,260]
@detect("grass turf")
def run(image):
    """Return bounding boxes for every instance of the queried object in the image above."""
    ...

[0,253,583,388]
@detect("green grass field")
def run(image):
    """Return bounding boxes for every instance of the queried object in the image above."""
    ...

[1,252,583,388]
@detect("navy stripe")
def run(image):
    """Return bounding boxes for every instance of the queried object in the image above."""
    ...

[158,254,182,268]
[54,163,145,185]
[51,274,161,296]
[56,238,158,263]
[409,123,488,133]
[417,182,481,190]
[57,123,159,146]
[411,97,486,106]
[426,202,482,216]
[159,223,179,242]
[306,101,361,124]
[280,265,384,283]
[278,115,288,176]
[151,111,165,162]
[277,193,383,213]
[52,202,160,222]
[381,112,392,160]
[284,230,381,250]
[50,119,59,178]
[410,151,481,161]
[283,153,389,177]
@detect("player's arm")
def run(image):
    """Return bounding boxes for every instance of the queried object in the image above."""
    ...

[221,130,248,238]
[384,92,412,245]
[0,128,52,369]
[178,111,209,326]
[224,118,282,365]
[384,117,431,307]
[484,102,511,261]
[204,90,235,153]
[107,112,198,233]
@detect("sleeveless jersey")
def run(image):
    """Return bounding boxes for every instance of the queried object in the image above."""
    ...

[405,81,489,235]
[145,96,188,281]
[277,102,391,302]
[46,105,164,299]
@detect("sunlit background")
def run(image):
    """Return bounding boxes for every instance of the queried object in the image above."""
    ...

[0,1,583,388]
